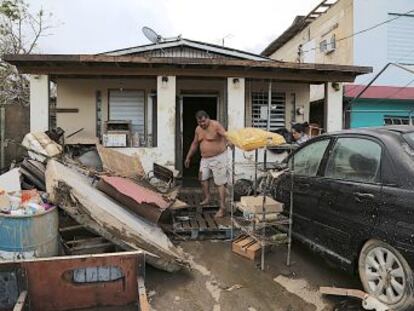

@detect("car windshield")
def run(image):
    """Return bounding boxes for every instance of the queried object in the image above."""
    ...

[403,132,414,149]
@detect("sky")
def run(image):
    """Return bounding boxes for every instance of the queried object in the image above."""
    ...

[27,0,319,55]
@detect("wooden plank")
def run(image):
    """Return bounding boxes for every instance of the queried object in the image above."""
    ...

[203,212,217,230]
[215,216,231,229]
[182,220,191,230]
[13,291,28,311]
[137,276,151,311]
[189,218,199,230]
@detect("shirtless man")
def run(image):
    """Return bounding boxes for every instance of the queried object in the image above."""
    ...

[184,110,228,218]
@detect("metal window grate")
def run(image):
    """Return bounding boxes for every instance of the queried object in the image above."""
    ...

[251,92,286,130]
[384,115,413,125]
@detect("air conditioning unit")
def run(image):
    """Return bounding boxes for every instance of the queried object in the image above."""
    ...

[320,35,336,54]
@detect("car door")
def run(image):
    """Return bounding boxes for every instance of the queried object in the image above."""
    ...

[314,136,383,262]
[277,138,331,239]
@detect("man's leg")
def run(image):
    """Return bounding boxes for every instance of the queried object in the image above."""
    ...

[200,179,210,205]
[215,184,227,218]
[199,161,211,205]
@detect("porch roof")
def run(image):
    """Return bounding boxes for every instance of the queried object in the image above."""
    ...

[4,54,372,83]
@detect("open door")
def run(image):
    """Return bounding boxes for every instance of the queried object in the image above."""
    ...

[180,96,218,185]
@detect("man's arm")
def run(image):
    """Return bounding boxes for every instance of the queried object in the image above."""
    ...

[216,121,227,137]
[185,130,199,168]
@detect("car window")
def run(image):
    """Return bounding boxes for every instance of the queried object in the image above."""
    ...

[289,139,330,177]
[325,138,381,183]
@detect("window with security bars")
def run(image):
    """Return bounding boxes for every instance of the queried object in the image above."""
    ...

[251,92,286,130]
[384,115,413,126]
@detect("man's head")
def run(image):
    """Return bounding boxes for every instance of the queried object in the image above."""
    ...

[195,110,210,129]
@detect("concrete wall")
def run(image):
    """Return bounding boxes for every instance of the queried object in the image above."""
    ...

[269,0,354,65]
[55,77,311,175]
[353,0,414,86]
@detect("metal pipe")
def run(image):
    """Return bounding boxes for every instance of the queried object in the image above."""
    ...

[287,146,294,266]
[230,146,235,240]
[0,106,4,171]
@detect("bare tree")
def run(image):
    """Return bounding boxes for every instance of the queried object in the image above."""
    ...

[0,0,54,105]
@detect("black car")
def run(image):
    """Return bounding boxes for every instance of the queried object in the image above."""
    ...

[275,126,414,311]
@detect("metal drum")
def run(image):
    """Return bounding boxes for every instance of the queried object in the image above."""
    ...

[0,207,59,260]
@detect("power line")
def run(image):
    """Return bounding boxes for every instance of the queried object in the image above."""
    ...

[302,8,414,54]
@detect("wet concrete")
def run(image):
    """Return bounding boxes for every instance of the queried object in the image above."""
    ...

[146,240,364,311]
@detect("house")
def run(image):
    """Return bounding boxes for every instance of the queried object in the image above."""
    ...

[262,0,414,129]
[4,37,370,179]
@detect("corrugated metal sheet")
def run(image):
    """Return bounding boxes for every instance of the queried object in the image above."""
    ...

[388,14,414,64]
[251,92,286,130]
[109,90,145,136]
[137,46,236,59]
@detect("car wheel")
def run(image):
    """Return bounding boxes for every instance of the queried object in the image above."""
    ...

[359,240,414,311]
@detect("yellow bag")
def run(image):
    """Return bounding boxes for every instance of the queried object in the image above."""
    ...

[225,128,286,151]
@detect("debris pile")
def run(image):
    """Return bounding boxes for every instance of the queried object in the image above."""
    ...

[0,129,188,272]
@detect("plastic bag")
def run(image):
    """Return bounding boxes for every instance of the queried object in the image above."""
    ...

[225,128,286,151]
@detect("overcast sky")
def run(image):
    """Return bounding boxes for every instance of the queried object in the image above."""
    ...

[27,0,319,55]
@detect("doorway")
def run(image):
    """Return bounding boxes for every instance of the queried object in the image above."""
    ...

[181,95,218,182]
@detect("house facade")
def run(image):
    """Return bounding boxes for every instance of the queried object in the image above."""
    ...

[262,0,414,129]
[5,38,369,178]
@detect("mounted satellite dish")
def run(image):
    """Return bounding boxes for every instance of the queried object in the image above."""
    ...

[142,26,182,44]
[142,26,162,44]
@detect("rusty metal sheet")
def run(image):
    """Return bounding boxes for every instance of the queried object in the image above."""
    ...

[97,176,171,223]
[0,251,144,311]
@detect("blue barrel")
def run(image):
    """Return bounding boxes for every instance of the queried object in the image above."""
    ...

[0,207,59,260]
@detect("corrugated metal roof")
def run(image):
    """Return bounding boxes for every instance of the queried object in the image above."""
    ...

[344,85,414,100]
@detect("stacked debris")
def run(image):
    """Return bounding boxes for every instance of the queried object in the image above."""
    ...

[1,129,188,272]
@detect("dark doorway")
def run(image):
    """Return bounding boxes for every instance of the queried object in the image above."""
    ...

[182,96,218,181]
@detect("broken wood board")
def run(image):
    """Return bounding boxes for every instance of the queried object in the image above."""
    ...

[96,144,145,178]
[46,160,187,272]
[97,176,172,224]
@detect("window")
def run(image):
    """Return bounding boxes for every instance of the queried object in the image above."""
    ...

[384,115,413,126]
[251,92,286,130]
[325,138,381,183]
[289,139,330,177]
[108,90,157,147]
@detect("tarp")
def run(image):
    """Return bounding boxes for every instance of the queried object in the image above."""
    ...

[226,128,286,151]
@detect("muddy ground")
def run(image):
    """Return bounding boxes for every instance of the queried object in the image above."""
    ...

[146,240,365,311]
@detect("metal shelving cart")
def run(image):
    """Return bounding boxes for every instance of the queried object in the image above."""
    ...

[230,143,296,271]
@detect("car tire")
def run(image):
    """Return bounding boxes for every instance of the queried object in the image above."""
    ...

[358,240,414,311]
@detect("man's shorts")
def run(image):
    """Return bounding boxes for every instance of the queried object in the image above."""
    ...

[199,151,228,186]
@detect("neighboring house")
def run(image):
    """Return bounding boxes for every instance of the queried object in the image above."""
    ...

[4,38,369,179]
[262,0,414,129]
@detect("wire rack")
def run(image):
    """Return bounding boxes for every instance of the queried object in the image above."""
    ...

[230,143,296,270]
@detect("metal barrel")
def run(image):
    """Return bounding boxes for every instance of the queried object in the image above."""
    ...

[0,207,59,260]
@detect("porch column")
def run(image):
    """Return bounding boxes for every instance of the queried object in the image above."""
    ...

[157,75,176,166]
[324,82,343,132]
[29,75,49,132]
[227,77,245,130]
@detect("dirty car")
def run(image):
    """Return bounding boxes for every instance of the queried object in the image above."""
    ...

[274,125,414,311]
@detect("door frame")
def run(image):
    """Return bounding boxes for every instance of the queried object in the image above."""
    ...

[176,94,219,175]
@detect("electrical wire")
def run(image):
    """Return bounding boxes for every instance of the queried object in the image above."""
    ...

[301,8,414,54]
